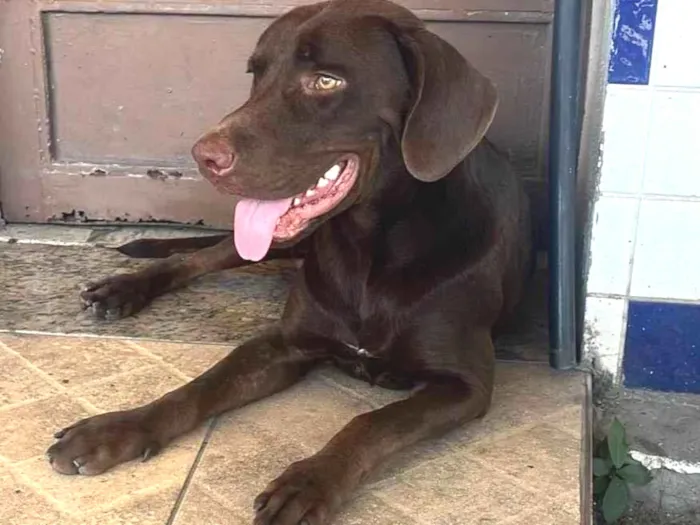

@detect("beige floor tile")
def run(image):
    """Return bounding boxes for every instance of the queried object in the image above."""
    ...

[171,482,249,525]
[0,331,211,524]
[507,498,580,525]
[129,340,231,379]
[186,415,310,516]
[467,423,581,494]
[231,371,376,451]
[174,373,424,522]
[316,367,411,408]
[0,469,63,525]
[335,494,422,525]
[368,365,585,487]
[68,365,186,412]
[373,455,537,525]
[0,394,92,463]
[0,354,61,409]
[479,364,585,436]
[555,491,582,519]
[62,485,183,525]
[176,438,423,525]
[0,334,156,388]
[546,404,584,438]
[0,332,585,525]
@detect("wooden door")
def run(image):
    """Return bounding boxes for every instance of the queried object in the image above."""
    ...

[0,1,554,228]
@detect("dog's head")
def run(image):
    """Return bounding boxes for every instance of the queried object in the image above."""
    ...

[192,0,498,261]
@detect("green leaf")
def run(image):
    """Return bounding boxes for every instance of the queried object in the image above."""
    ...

[603,476,630,523]
[608,419,629,469]
[594,457,612,477]
[594,474,610,496]
[618,463,653,486]
[623,456,641,466]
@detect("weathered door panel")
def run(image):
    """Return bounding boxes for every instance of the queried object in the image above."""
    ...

[46,13,269,165]
[0,0,553,228]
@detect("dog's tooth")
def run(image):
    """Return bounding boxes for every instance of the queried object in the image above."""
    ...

[317,177,330,188]
[324,164,341,180]
[293,198,301,206]
[306,189,316,197]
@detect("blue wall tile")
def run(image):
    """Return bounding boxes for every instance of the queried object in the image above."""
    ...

[608,0,659,85]
[623,301,700,393]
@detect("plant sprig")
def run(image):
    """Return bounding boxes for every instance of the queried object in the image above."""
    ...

[593,418,653,523]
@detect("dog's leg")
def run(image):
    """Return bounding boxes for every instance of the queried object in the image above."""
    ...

[254,338,494,525]
[46,330,319,475]
[81,235,306,319]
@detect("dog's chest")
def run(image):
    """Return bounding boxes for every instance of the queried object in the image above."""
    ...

[329,342,416,390]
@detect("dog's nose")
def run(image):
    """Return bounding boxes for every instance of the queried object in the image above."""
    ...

[192,136,235,177]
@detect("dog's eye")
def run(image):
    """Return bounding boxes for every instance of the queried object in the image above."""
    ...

[310,74,344,92]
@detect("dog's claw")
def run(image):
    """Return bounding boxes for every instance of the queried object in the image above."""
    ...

[253,494,268,511]
[141,445,160,462]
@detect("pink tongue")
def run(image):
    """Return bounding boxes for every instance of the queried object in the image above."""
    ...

[234,197,293,262]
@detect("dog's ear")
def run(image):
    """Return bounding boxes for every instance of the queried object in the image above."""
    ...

[397,29,498,182]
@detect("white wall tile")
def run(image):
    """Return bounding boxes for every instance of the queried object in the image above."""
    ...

[649,1,700,88]
[630,199,700,300]
[642,90,700,198]
[583,296,627,378]
[599,85,651,194]
[586,195,638,295]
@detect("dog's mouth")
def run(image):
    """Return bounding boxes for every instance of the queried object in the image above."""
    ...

[233,155,359,261]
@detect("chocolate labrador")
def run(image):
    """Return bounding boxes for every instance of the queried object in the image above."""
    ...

[47,1,532,523]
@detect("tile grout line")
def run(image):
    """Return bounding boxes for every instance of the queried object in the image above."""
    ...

[364,400,584,493]
[364,419,546,492]
[125,340,197,383]
[6,461,77,516]
[165,415,219,525]
[315,373,394,410]
[0,339,101,414]
[468,454,545,497]
[361,489,435,525]
[195,480,256,522]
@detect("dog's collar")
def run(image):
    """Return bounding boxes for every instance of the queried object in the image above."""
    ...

[344,342,375,358]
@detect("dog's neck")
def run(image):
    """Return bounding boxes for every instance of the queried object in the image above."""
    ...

[321,141,496,268]
[359,143,493,224]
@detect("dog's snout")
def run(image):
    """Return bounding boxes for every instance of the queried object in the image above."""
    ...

[192,136,235,177]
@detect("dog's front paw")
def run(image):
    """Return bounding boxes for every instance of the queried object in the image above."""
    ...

[47,409,160,476]
[80,274,151,320]
[254,455,352,525]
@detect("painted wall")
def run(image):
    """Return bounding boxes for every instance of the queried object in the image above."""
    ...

[583,0,700,393]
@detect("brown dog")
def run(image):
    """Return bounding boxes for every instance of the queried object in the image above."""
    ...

[47,1,532,523]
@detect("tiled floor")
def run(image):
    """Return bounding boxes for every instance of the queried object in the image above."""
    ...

[0,226,587,524]
[0,334,584,525]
